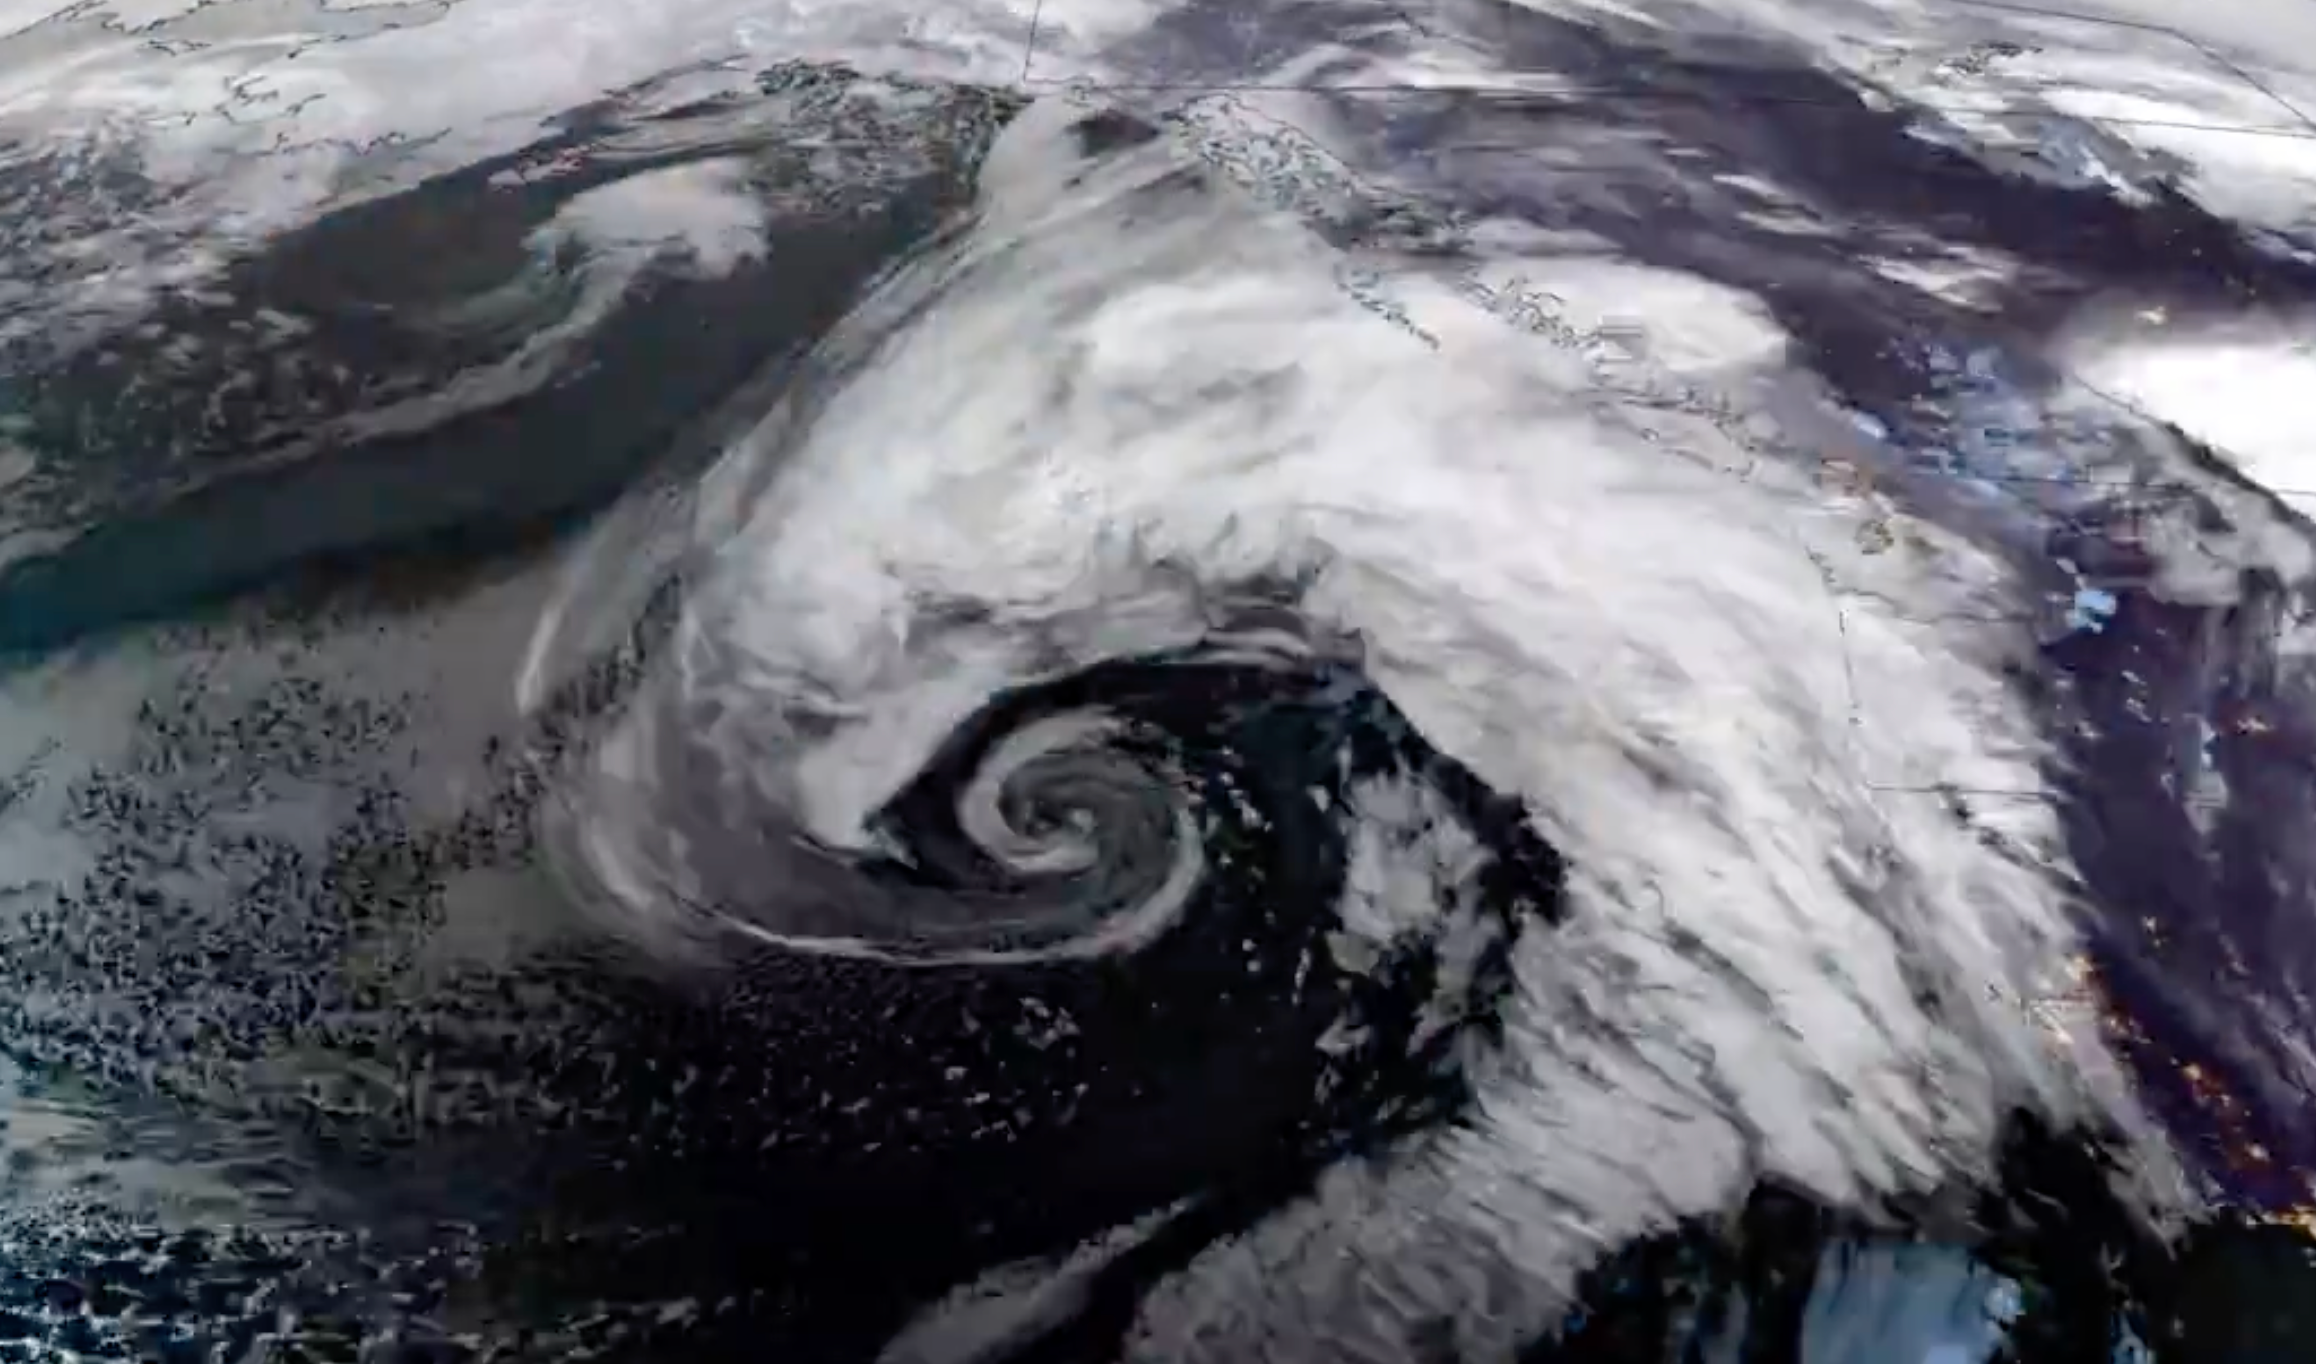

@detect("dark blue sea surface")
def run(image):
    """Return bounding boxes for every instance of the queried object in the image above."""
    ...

[0,20,2308,1364]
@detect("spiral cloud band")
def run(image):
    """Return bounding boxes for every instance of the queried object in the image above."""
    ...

[512,94,2176,1349]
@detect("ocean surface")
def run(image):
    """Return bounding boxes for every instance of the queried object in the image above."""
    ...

[0,0,2312,1359]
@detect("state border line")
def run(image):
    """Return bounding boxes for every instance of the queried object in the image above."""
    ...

[1019,0,2316,138]
[1028,77,2316,139]
[1831,360,2314,799]
[1821,349,2307,798]
[1019,0,2316,803]
[1087,65,2316,503]
[1955,0,2314,133]
[1083,77,2316,502]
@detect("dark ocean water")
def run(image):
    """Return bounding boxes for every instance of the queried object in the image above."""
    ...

[0,24,2309,1364]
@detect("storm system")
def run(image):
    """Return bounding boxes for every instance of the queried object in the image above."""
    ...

[0,0,2311,1359]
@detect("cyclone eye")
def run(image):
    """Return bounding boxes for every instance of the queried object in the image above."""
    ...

[1069,108,1163,158]
[515,616,1567,1298]
[960,713,1159,879]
